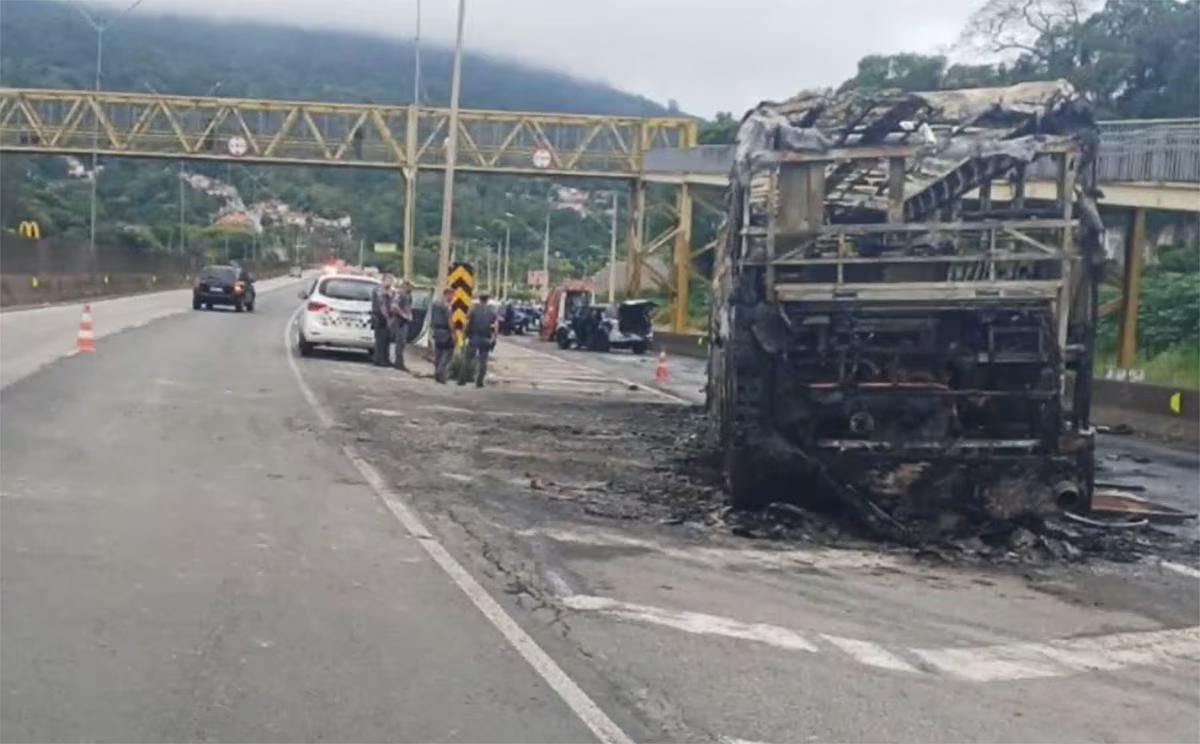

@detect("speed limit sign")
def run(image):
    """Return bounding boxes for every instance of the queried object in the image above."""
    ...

[227,136,248,157]
[532,148,552,169]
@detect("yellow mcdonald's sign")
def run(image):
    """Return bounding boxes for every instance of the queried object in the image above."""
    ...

[18,220,40,239]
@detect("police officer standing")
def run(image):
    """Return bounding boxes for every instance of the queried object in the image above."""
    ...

[389,279,414,372]
[459,292,498,388]
[371,272,394,367]
[429,286,456,383]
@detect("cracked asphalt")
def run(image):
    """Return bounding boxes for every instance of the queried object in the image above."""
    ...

[2,283,1197,743]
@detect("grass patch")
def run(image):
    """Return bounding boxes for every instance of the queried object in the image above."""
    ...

[1094,343,1200,389]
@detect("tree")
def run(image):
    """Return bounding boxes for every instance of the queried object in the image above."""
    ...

[955,0,1198,118]
[959,0,1100,70]
[839,53,947,92]
[698,112,738,145]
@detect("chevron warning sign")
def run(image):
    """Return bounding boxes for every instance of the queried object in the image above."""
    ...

[448,261,476,337]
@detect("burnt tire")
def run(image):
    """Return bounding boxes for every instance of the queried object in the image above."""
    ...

[556,329,571,349]
[720,272,772,510]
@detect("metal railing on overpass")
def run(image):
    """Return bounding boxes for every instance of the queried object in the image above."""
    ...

[641,120,1200,189]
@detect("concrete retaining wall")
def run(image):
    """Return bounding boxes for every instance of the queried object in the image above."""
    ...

[1,237,284,307]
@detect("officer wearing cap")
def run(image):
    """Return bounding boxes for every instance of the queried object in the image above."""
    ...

[459,291,498,387]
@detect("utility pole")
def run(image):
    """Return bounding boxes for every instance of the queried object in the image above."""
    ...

[402,0,421,281]
[608,191,619,304]
[434,0,467,297]
[502,222,511,300]
[358,238,365,267]
[75,0,147,255]
[542,202,551,300]
[224,163,232,258]
[178,162,185,254]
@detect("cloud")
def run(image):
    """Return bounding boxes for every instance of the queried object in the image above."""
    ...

[107,0,979,116]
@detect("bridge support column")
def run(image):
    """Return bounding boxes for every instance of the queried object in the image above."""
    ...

[671,182,692,332]
[402,167,416,280]
[1117,207,1146,369]
[626,180,645,296]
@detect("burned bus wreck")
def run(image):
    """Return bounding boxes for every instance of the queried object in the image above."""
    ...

[708,81,1103,528]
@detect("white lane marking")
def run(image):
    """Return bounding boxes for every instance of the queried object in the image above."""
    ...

[562,595,818,653]
[442,472,475,483]
[563,593,1200,683]
[507,342,692,405]
[285,305,335,428]
[819,634,919,673]
[284,306,633,744]
[1161,561,1200,579]
[363,407,405,417]
[913,626,1200,682]
[417,403,547,419]
[525,526,909,572]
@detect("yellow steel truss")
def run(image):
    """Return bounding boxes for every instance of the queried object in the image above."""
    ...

[0,87,710,330]
[0,87,694,178]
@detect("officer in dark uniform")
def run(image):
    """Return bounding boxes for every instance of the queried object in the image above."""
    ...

[458,292,498,388]
[430,286,456,383]
[370,273,394,366]
[389,279,414,372]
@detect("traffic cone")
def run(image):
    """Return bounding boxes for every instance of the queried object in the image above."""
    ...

[654,350,669,382]
[75,304,96,353]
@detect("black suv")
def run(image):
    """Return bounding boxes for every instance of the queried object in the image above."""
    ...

[193,265,256,312]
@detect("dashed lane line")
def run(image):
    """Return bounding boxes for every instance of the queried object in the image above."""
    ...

[818,634,920,673]
[1161,561,1200,580]
[560,593,1200,683]
[522,525,910,572]
[561,595,818,652]
[284,306,635,744]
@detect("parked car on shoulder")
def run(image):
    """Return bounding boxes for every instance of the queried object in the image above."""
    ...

[296,273,380,356]
[556,299,655,354]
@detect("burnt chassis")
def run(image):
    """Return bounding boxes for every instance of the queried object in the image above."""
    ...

[709,144,1100,519]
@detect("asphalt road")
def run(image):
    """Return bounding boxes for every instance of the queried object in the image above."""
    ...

[2,285,1197,743]
[0,282,612,742]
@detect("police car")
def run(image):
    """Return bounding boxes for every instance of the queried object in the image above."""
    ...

[296,272,380,356]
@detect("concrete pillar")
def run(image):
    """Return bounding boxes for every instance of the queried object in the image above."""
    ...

[1117,207,1146,369]
[671,183,693,332]
[402,168,416,280]
[626,180,645,295]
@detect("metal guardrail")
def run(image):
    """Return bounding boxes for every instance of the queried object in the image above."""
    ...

[645,120,1200,184]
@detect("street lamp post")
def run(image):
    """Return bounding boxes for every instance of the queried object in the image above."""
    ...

[542,200,551,300]
[74,0,147,255]
[434,0,467,297]
[607,191,618,304]
[503,222,511,300]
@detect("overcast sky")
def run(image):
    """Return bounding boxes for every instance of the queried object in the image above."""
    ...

[109,0,979,115]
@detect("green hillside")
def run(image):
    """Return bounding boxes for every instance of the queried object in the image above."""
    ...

[0,0,676,281]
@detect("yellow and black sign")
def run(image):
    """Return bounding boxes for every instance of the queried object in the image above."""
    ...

[18,220,40,239]
[448,261,476,338]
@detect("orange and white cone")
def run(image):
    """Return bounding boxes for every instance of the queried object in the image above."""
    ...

[75,304,96,353]
[654,350,669,382]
